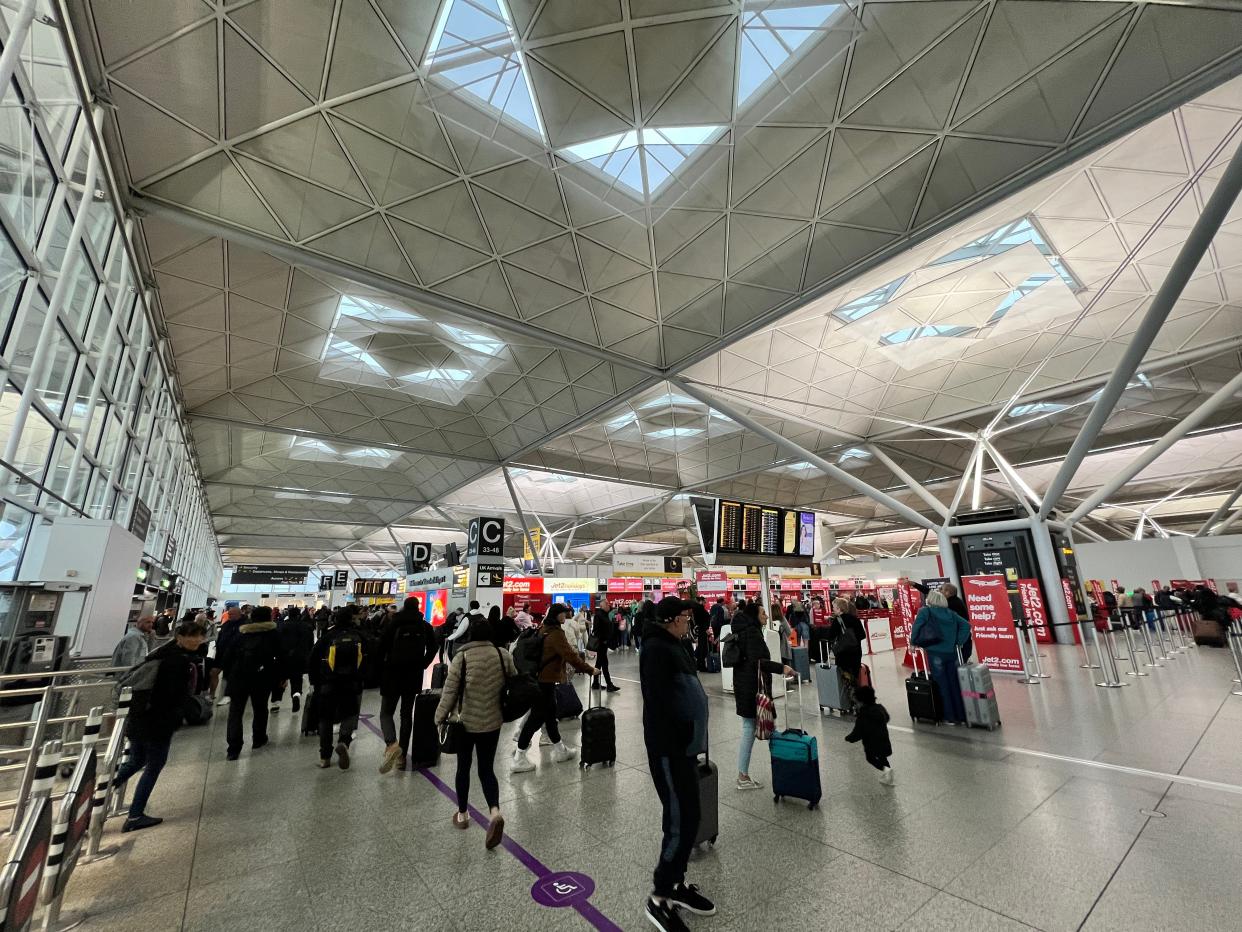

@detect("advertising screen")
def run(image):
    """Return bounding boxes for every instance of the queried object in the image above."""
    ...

[424,588,450,627]
[798,511,816,557]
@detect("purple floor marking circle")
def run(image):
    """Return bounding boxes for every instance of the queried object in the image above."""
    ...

[531,871,595,908]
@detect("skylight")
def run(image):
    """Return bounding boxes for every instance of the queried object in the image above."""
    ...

[931,217,1079,290]
[559,126,725,198]
[1008,401,1069,419]
[646,427,704,440]
[837,447,871,463]
[425,0,543,137]
[880,324,973,346]
[834,277,908,323]
[400,368,473,385]
[738,1,845,104]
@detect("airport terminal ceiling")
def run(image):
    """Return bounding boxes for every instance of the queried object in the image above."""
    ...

[61,0,1242,568]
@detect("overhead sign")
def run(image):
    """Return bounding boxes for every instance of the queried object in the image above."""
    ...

[231,565,309,586]
[474,562,506,589]
[546,577,598,594]
[962,574,1024,672]
[162,534,177,566]
[695,570,729,596]
[128,499,151,542]
[334,569,348,588]
[406,568,452,591]
[468,517,505,559]
[504,576,543,595]
[605,577,644,593]
[319,574,332,592]
[1017,578,1051,643]
[522,527,541,562]
[404,542,432,574]
[611,554,683,576]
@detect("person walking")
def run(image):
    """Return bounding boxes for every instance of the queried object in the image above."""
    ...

[112,615,155,668]
[211,606,242,707]
[511,603,598,773]
[489,604,519,648]
[730,601,791,791]
[218,606,284,761]
[114,618,207,832]
[909,591,971,725]
[377,596,437,774]
[641,596,715,932]
[590,599,620,692]
[309,606,366,769]
[272,607,314,714]
[825,597,867,682]
[435,616,515,849]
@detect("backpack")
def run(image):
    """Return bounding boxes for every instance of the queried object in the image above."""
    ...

[117,655,162,712]
[721,632,741,668]
[326,630,363,680]
[495,646,540,722]
[236,634,273,681]
[511,629,548,676]
[389,621,427,667]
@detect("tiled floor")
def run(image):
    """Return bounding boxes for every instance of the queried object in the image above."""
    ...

[47,640,1242,931]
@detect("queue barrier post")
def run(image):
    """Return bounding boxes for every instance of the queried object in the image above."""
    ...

[1137,620,1164,668]
[1119,622,1147,677]
[1227,623,1242,698]
[1088,621,1124,687]
[105,689,131,820]
[1025,622,1050,679]
[1150,612,1174,659]
[11,692,53,836]
[1161,610,1185,652]
[1078,616,1101,669]
[1014,623,1040,686]
[83,722,127,863]
[39,746,95,932]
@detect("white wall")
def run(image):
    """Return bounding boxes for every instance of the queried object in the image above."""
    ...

[1076,535,1242,590]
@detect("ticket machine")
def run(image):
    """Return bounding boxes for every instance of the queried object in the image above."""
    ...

[0,586,70,702]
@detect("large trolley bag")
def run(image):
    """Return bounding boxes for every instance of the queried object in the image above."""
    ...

[906,649,942,724]
[814,643,848,715]
[555,681,583,720]
[299,689,319,736]
[790,644,811,683]
[769,678,821,810]
[957,648,1000,730]
[579,683,616,770]
[694,731,719,847]
[410,689,441,768]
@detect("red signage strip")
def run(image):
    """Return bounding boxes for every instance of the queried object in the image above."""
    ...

[1016,579,1052,644]
[1060,579,1083,644]
[606,577,644,593]
[961,574,1024,673]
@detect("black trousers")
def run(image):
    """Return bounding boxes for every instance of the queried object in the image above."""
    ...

[318,687,360,761]
[455,728,501,812]
[226,684,271,755]
[380,684,419,752]
[517,682,560,749]
[649,752,701,897]
[270,673,304,704]
[865,751,890,771]
[592,646,614,688]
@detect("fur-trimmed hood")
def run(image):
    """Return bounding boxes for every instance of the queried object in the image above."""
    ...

[239,621,277,634]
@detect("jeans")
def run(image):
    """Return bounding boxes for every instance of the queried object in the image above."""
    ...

[115,735,171,818]
[796,622,810,647]
[737,716,756,774]
[592,647,614,688]
[380,684,419,752]
[517,683,560,750]
[455,728,501,812]
[649,752,701,897]
[226,684,271,755]
[318,687,360,761]
[929,653,966,724]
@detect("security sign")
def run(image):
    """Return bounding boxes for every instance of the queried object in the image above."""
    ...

[468,517,505,559]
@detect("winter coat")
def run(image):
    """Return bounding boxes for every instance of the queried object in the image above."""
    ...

[126,641,197,741]
[434,640,516,734]
[377,608,436,696]
[591,608,615,650]
[219,621,283,696]
[278,614,314,673]
[563,614,588,651]
[708,602,726,638]
[845,702,892,758]
[910,605,971,659]
[536,622,594,684]
[639,624,708,758]
[825,612,866,677]
[731,611,780,719]
[308,623,365,692]
[111,627,152,669]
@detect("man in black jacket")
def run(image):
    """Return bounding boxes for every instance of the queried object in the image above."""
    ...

[640,596,713,932]
[309,607,365,770]
[219,605,284,761]
[272,607,314,714]
[591,599,620,692]
[114,618,207,832]
[376,596,437,774]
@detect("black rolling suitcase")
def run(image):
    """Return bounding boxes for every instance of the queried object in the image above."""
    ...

[906,649,942,724]
[430,662,448,689]
[578,684,615,770]
[555,681,583,720]
[410,689,441,768]
[694,738,719,847]
[300,689,319,736]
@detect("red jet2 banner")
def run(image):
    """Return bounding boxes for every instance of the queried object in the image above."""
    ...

[961,574,1024,673]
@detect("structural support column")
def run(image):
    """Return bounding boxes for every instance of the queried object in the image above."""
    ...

[935,527,959,587]
[1197,480,1242,536]
[584,492,678,565]
[1030,520,1074,640]
[501,467,542,576]
[673,379,938,532]
[1040,136,1242,519]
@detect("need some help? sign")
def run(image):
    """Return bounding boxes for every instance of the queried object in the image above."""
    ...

[961,574,1024,672]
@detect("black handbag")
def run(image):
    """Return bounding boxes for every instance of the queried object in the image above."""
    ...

[496,646,539,722]
[438,653,466,754]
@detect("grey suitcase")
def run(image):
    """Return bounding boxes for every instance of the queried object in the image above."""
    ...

[957,650,1000,730]
[790,645,811,683]
[814,643,848,715]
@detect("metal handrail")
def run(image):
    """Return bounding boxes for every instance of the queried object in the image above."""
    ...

[0,666,130,683]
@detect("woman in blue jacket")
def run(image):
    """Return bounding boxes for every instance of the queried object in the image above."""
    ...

[910,591,972,724]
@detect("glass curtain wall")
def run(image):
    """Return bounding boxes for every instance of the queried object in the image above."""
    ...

[0,1,220,603]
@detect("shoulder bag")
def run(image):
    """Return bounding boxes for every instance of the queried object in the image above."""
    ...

[496,645,539,722]
[438,652,466,754]
[755,669,776,740]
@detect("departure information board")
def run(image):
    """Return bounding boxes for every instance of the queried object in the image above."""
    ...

[705,497,816,559]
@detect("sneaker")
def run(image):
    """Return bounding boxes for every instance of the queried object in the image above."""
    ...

[291,694,301,713]
[645,897,690,932]
[452,812,469,830]
[606,684,621,692]
[270,704,281,713]
[485,814,505,850]
[216,697,231,707]
[252,738,268,750]
[226,752,239,762]
[336,742,350,770]
[539,732,553,746]
[317,759,331,769]
[736,776,763,790]
[668,883,716,917]
[121,814,163,833]
[879,767,895,786]
[379,744,403,774]
[510,749,535,774]
[551,742,578,763]
[396,754,407,772]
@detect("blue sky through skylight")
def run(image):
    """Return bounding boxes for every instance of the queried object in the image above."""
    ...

[739,1,841,104]
[560,126,725,198]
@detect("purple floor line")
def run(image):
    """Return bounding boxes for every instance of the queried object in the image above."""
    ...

[357,714,624,932]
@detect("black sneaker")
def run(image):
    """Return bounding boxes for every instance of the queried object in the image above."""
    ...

[336,741,350,770]
[226,752,239,761]
[645,898,690,932]
[606,685,621,692]
[122,814,163,833]
[668,883,716,916]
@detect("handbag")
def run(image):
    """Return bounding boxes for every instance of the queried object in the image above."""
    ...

[495,646,539,722]
[755,670,776,741]
[830,616,861,654]
[909,610,943,648]
[438,653,466,754]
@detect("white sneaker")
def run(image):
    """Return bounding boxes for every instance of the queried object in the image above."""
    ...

[216,697,231,707]
[551,742,577,763]
[539,732,553,746]
[510,749,535,774]
[270,705,280,713]
[879,767,895,785]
